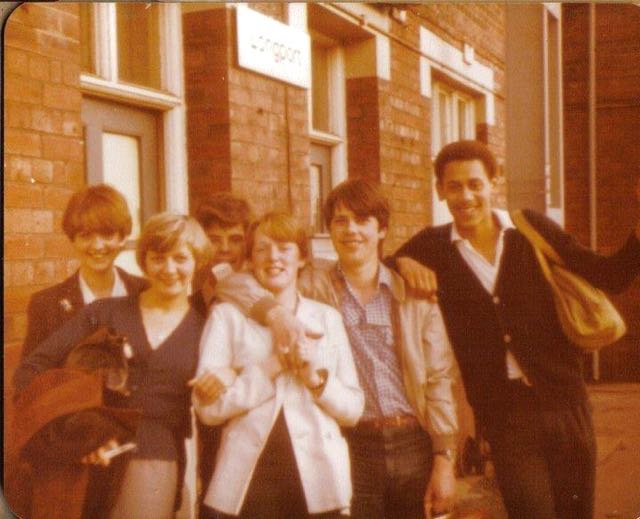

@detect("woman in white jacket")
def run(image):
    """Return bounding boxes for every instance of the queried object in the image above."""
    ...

[191,211,364,519]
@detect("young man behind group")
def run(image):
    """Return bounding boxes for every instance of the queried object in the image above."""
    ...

[393,140,640,518]
[216,180,459,518]
[191,192,253,516]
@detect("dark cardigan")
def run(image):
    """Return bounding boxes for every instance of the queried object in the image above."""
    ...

[394,209,640,421]
[15,294,203,438]
[22,267,148,359]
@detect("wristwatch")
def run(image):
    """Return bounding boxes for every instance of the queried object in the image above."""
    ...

[433,448,456,463]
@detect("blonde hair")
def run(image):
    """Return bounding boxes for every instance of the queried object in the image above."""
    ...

[246,211,308,260]
[137,212,213,273]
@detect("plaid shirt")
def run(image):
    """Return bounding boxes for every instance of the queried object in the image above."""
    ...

[338,264,414,420]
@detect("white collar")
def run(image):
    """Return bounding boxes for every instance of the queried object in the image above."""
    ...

[450,209,515,243]
[79,268,128,304]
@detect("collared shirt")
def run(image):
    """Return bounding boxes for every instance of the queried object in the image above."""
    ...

[79,268,128,305]
[451,209,526,380]
[338,263,414,420]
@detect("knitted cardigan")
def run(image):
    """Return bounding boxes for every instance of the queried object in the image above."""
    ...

[394,209,640,422]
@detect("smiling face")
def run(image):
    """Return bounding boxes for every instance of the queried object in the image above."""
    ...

[251,229,304,297]
[436,159,495,233]
[72,230,126,275]
[144,242,196,299]
[205,223,246,271]
[329,204,387,269]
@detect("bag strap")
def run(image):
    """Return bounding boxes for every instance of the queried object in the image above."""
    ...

[511,209,565,266]
[511,209,562,293]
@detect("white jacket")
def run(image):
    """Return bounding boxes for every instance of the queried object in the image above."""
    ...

[194,296,364,515]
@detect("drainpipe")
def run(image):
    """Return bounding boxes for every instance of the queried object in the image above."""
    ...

[588,4,600,381]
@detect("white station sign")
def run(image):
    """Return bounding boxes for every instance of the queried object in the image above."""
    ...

[236,4,311,89]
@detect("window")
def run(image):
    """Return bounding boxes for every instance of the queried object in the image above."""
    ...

[431,81,477,224]
[544,7,563,223]
[79,3,187,273]
[307,13,347,235]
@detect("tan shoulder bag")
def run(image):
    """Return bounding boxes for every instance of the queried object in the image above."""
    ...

[511,209,627,350]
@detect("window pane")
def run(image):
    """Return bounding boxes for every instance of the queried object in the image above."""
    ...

[116,3,161,89]
[311,43,330,132]
[439,91,450,145]
[102,132,142,238]
[309,164,323,232]
[79,3,95,74]
[458,98,468,139]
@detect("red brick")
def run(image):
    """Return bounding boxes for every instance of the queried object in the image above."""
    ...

[62,112,82,137]
[31,158,55,184]
[5,208,53,233]
[62,61,80,87]
[42,135,83,161]
[29,53,49,81]
[4,156,32,182]
[4,261,35,287]
[3,285,35,314]
[5,103,32,129]
[65,161,85,188]
[4,75,42,104]
[5,129,42,157]
[4,313,28,344]
[43,185,74,211]
[4,183,43,208]
[43,235,75,259]
[50,60,62,83]
[31,107,63,134]
[4,235,44,260]
[33,260,57,287]
[5,48,29,75]
[42,83,81,111]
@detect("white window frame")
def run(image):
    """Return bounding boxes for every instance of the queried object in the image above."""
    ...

[307,28,348,238]
[79,3,188,213]
[431,81,477,156]
[431,81,478,224]
[543,4,564,224]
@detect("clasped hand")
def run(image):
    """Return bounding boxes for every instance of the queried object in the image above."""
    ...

[276,335,324,389]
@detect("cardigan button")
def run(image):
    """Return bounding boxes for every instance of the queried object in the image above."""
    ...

[503,334,512,344]
[492,296,500,304]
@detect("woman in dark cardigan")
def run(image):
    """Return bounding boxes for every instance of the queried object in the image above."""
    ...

[14,212,213,519]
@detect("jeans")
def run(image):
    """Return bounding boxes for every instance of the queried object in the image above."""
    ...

[345,421,433,519]
[482,381,596,519]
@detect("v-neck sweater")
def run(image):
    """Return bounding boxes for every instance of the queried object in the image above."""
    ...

[15,294,204,436]
[394,209,640,421]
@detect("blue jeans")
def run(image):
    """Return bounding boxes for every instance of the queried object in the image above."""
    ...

[345,422,433,519]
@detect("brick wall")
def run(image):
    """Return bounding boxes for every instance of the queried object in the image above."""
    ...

[563,4,640,380]
[184,8,233,210]
[184,7,311,224]
[411,3,507,163]
[4,3,83,362]
[3,3,83,502]
[381,5,506,252]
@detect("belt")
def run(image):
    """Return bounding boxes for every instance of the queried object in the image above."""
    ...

[356,414,419,431]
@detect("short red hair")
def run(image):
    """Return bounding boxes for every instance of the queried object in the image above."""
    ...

[246,212,308,260]
[62,184,132,240]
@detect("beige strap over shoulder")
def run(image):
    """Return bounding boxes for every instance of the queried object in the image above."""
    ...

[511,209,626,351]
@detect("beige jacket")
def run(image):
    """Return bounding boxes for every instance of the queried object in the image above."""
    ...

[217,262,459,452]
[194,295,364,515]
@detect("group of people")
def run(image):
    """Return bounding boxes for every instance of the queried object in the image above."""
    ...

[11,140,640,519]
